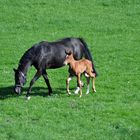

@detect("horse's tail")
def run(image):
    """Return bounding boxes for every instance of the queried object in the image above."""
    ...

[79,38,98,77]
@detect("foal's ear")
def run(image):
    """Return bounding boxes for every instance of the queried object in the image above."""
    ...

[13,68,17,72]
[65,49,72,55]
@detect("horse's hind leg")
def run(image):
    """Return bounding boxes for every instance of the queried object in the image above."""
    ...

[42,70,52,96]
[26,70,42,100]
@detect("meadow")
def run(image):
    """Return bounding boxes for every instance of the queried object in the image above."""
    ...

[0,0,140,139]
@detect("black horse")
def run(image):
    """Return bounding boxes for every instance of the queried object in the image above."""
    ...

[14,37,97,99]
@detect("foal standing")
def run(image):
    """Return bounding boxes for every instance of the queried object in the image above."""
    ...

[64,51,96,97]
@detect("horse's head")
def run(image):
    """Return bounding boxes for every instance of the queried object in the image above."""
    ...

[13,68,26,94]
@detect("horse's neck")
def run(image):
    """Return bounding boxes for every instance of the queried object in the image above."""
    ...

[18,60,31,75]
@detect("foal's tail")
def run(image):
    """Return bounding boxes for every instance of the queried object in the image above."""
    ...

[79,38,98,77]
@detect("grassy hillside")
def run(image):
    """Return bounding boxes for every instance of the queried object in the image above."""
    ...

[0,0,140,139]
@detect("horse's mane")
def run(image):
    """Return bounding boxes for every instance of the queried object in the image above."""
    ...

[19,48,32,63]
[18,46,36,71]
[18,41,48,68]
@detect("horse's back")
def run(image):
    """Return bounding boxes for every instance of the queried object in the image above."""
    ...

[27,37,85,69]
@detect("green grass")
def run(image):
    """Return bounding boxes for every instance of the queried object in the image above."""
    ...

[0,0,140,139]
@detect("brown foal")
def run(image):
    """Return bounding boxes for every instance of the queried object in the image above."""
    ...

[64,52,96,97]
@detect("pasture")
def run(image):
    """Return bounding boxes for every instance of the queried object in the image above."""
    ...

[0,0,140,139]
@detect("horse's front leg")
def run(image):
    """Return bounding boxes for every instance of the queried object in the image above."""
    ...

[26,70,41,100]
[42,70,52,96]
[66,76,72,95]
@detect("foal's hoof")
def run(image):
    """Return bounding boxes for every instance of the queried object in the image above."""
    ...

[80,81,84,87]
[68,92,71,96]
[75,87,80,94]
[26,96,31,100]
[93,89,96,93]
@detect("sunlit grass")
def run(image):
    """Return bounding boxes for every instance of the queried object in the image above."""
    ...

[0,0,140,139]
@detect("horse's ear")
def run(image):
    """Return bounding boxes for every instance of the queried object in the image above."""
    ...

[65,49,72,55]
[13,68,17,72]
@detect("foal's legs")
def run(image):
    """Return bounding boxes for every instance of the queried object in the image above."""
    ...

[66,75,72,95]
[86,77,90,94]
[26,70,42,99]
[92,77,96,93]
[89,72,96,93]
[42,70,52,96]
[75,80,84,94]
[68,67,82,94]
[77,73,82,97]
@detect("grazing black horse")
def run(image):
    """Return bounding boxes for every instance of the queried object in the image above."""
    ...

[14,37,97,99]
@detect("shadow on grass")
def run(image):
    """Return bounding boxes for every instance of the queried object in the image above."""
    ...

[0,86,70,100]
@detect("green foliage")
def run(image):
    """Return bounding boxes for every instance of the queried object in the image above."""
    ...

[0,0,140,139]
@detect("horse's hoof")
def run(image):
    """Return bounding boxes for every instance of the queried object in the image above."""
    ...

[49,90,53,94]
[17,93,22,96]
[48,93,52,96]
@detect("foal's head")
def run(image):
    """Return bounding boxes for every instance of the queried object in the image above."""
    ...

[13,68,26,94]
[64,50,74,65]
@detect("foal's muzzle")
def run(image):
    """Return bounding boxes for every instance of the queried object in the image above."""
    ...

[64,61,68,65]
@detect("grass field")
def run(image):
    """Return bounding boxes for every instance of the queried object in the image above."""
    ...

[0,0,140,139]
